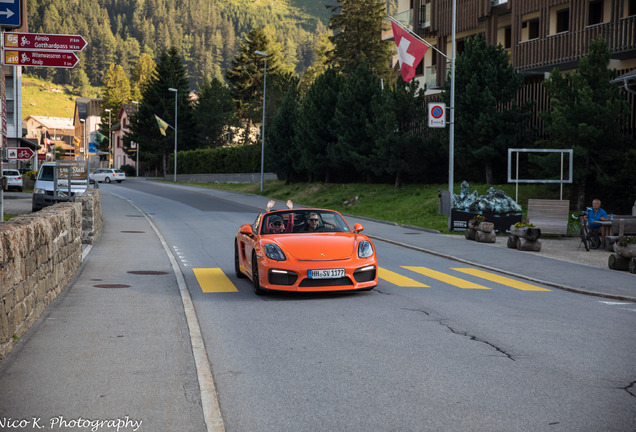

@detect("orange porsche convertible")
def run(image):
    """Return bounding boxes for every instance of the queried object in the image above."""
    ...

[234,208,378,294]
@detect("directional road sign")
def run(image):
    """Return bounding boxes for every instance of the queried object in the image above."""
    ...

[3,49,79,68]
[7,147,34,160]
[0,0,21,29]
[4,33,87,51]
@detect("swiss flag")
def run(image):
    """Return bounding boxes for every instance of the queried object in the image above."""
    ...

[391,21,428,83]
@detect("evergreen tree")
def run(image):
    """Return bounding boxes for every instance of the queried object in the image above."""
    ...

[225,27,283,124]
[194,77,237,148]
[101,64,131,112]
[296,67,344,182]
[130,53,157,101]
[125,47,193,177]
[541,36,633,210]
[327,0,393,81]
[448,34,529,185]
[371,78,428,188]
[266,88,300,184]
[330,63,382,182]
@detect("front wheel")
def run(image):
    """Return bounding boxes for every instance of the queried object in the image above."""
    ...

[580,227,590,251]
[234,242,245,278]
[251,254,265,295]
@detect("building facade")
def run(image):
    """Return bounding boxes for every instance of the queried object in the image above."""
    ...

[111,103,138,171]
[389,0,636,131]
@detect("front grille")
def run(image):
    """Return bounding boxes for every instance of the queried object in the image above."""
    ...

[299,277,353,287]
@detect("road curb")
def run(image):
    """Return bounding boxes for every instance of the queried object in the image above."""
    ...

[368,234,636,303]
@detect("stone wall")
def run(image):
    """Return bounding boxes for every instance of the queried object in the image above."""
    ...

[0,190,102,361]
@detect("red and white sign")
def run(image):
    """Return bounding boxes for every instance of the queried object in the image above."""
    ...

[3,49,79,68]
[428,103,446,128]
[391,21,428,83]
[7,147,35,160]
[4,33,87,51]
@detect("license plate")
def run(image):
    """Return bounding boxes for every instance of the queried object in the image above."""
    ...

[308,268,345,279]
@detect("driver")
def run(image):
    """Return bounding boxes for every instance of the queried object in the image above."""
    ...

[304,212,321,232]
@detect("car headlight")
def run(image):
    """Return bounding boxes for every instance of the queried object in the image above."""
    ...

[358,240,374,258]
[264,243,286,261]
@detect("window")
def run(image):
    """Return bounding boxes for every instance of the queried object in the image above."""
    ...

[556,9,569,32]
[629,0,636,16]
[589,0,603,25]
[504,26,511,49]
[528,19,539,39]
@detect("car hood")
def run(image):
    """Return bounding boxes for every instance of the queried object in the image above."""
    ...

[269,234,357,261]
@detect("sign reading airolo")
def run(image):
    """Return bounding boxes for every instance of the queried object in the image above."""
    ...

[2,32,86,69]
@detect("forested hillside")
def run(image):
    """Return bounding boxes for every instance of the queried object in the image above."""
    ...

[26,0,337,90]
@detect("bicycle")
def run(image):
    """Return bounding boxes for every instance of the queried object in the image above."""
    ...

[573,210,601,251]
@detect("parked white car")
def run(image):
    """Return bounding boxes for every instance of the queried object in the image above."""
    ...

[90,168,126,183]
[2,169,23,191]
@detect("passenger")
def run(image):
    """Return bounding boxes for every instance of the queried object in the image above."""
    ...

[265,200,294,233]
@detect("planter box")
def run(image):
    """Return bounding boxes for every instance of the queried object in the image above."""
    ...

[451,210,522,233]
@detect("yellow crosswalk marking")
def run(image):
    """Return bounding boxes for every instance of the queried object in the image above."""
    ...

[378,267,429,287]
[452,268,551,291]
[193,268,238,293]
[403,266,491,289]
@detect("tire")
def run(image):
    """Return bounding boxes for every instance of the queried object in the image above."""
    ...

[234,242,245,278]
[589,232,601,250]
[105,177,111,183]
[251,254,265,295]
[580,227,590,251]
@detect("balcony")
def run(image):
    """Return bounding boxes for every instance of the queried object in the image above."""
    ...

[383,9,413,40]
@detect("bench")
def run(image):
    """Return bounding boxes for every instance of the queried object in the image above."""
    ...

[526,199,570,235]
[610,215,636,236]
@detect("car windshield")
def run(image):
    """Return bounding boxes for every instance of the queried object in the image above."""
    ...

[38,166,54,181]
[260,210,351,234]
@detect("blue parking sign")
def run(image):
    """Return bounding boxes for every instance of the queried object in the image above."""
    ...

[0,0,21,29]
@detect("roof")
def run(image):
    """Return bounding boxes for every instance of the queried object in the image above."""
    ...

[610,68,636,93]
[24,116,74,130]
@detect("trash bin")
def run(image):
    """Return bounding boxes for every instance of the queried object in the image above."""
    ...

[438,189,450,215]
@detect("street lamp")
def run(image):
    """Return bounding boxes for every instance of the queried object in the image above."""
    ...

[105,108,112,168]
[132,101,139,177]
[168,88,178,182]
[254,50,267,192]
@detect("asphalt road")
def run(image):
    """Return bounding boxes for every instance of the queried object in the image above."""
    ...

[118,181,636,431]
[1,180,635,432]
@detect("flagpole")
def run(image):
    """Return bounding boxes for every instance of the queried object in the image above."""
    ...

[388,6,456,231]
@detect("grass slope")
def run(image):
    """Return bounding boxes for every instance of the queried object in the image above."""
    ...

[21,77,79,119]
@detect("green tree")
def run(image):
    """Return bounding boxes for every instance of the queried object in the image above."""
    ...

[193,77,237,148]
[130,53,156,102]
[225,27,283,123]
[125,47,193,177]
[296,67,344,183]
[266,88,300,184]
[371,78,428,188]
[449,34,529,185]
[330,63,382,182]
[101,64,131,112]
[541,36,633,210]
[327,0,393,81]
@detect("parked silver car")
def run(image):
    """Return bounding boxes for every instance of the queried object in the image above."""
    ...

[89,168,126,183]
[2,169,23,191]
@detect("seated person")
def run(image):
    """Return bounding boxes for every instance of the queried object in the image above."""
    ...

[304,212,321,232]
[587,199,609,231]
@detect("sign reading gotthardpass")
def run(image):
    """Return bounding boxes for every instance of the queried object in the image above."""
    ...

[3,33,87,51]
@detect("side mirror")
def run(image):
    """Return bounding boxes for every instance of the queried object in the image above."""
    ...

[353,223,364,233]
[239,224,254,236]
